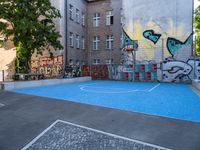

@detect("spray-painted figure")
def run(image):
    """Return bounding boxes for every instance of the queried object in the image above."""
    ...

[121,29,138,65]
[161,33,194,82]
[167,33,193,61]
[162,58,193,82]
[143,30,161,44]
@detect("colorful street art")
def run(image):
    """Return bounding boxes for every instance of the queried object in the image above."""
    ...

[108,63,157,81]
[167,33,193,61]
[162,59,193,82]
[81,64,157,82]
[31,55,64,78]
[143,30,161,44]
[160,33,194,82]
[121,29,138,65]
[81,65,109,80]
[64,65,81,78]
[122,0,195,83]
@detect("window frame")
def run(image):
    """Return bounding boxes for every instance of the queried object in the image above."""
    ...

[76,34,80,49]
[93,59,100,65]
[93,36,100,50]
[69,32,74,47]
[106,10,114,26]
[76,9,80,24]
[93,13,100,27]
[69,4,74,20]
[106,35,114,50]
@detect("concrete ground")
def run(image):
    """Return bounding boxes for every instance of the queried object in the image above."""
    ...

[0,91,200,150]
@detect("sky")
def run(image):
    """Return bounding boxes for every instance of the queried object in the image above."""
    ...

[194,0,200,9]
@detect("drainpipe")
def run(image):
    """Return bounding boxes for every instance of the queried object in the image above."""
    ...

[63,0,68,78]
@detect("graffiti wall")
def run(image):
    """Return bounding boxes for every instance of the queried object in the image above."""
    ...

[31,55,64,78]
[81,65,109,80]
[108,63,157,81]
[81,64,157,82]
[122,0,194,83]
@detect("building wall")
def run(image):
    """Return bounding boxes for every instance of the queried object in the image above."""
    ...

[31,0,66,78]
[122,0,195,82]
[87,0,122,65]
[66,0,87,65]
[0,20,16,81]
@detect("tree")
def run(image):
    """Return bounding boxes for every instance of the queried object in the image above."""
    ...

[0,0,63,73]
[194,5,200,56]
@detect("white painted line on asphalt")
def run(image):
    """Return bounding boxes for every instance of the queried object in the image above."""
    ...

[21,120,59,150]
[21,119,171,150]
[148,83,161,92]
[0,103,5,107]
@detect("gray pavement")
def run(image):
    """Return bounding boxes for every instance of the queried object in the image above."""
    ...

[0,91,200,150]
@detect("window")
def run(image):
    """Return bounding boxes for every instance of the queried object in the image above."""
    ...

[93,59,100,65]
[106,59,113,64]
[106,11,114,26]
[106,35,114,50]
[69,5,74,20]
[69,32,74,47]
[76,34,80,49]
[120,33,124,48]
[82,37,85,50]
[93,36,100,50]
[76,60,80,65]
[120,8,124,25]
[82,13,85,26]
[69,59,73,65]
[81,60,85,65]
[76,9,80,23]
[93,13,100,27]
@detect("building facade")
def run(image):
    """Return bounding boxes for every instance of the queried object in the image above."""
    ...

[86,0,122,65]
[31,0,195,83]
[31,0,122,78]
[65,0,122,65]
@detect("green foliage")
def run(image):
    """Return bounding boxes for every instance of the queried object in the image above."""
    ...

[194,6,200,56]
[0,0,63,73]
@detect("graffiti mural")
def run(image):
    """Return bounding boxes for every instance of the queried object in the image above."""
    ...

[121,29,138,65]
[108,63,157,81]
[162,59,193,82]
[167,33,193,61]
[159,33,193,82]
[143,30,161,44]
[31,55,64,78]
[122,0,195,83]
[81,64,157,81]
[64,65,81,78]
[81,65,109,80]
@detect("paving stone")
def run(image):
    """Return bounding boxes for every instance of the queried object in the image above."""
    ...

[25,121,167,150]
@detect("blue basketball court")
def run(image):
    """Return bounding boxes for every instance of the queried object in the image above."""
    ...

[14,80,200,122]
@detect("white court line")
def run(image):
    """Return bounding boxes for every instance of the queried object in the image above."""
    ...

[21,119,171,150]
[148,83,161,92]
[79,86,140,94]
[80,85,136,91]
[0,103,5,107]
[78,82,100,87]
[21,120,59,150]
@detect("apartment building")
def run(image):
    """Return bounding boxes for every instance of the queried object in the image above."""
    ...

[66,0,88,66]
[86,0,122,65]
[66,0,122,65]
[29,0,123,78]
